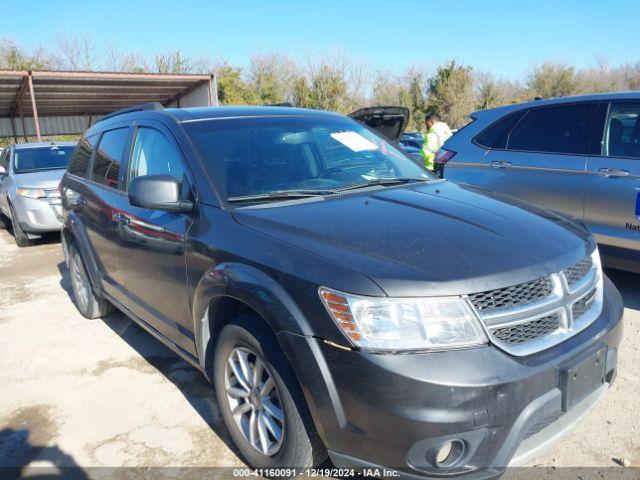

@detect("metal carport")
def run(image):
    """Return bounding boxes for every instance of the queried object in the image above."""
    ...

[0,70,218,141]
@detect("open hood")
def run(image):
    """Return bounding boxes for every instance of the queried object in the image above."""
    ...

[348,106,409,143]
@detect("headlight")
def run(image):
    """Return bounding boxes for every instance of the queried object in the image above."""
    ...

[319,287,488,352]
[16,188,46,199]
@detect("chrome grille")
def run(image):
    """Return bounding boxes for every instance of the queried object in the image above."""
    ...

[492,313,560,345]
[468,255,601,356]
[572,288,597,320]
[564,257,593,286]
[468,277,553,312]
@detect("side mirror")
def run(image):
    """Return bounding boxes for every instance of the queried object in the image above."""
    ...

[0,165,6,176]
[128,174,193,213]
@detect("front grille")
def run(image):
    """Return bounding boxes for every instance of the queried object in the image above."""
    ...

[469,254,600,356]
[468,276,553,312]
[491,313,560,345]
[572,288,597,320]
[524,411,564,439]
[564,257,593,286]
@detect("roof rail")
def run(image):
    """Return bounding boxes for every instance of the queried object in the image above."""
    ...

[98,102,165,122]
[265,102,294,107]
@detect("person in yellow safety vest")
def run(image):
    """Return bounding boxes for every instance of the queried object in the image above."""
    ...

[421,113,452,171]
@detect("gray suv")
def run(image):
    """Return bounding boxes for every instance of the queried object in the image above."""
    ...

[0,142,76,246]
[442,92,640,273]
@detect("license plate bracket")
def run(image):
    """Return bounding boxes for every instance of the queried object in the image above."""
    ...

[562,346,606,411]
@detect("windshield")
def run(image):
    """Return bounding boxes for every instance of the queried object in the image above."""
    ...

[14,146,75,173]
[184,115,432,202]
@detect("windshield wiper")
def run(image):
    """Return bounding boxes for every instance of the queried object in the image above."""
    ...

[227,189,336,203]
[334,177,428,192]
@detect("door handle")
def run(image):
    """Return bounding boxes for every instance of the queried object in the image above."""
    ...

[490,160,513,169]
[596,167,630,177]
[112,213,130,225]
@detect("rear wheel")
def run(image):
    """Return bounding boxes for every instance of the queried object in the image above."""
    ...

[0,212,6,230]
[213,315,326,473]
[68,241,116,319]
[9,205,32,247]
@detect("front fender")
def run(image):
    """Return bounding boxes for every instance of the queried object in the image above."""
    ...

[192,262,314,371]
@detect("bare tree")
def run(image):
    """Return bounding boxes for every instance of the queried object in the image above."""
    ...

[104,44,149,72]
[154,50,192,74]
[55,31,97,70]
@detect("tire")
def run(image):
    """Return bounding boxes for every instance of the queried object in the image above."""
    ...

[9,204,32,247]
[213,315,326,473]
[68,240,116,319]
[0,212,5,230]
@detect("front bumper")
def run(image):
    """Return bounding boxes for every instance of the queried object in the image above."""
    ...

[11,194,63,234]
[278,276,624,478]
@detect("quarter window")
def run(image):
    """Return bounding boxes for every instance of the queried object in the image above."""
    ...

[128,127,185,185]
[603,103,640,158]
[507,104,591,154]
[474,110,525,149]
[91,128,130,189]
[68,134,99,178]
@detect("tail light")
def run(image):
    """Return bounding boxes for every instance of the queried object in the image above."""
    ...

[435,149,456,165]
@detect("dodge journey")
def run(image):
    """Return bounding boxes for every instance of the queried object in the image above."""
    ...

[60,104,623,478]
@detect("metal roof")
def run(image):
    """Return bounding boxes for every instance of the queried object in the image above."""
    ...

[0,70,217,140]
[0,70,215,118]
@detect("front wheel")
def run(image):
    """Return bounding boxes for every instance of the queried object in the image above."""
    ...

[213,316,326,472]
[68,241,116,319]
[9,205,32,247]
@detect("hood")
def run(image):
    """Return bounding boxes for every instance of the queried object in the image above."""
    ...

[349,106,409,143]
[233,181,593,297]
[14,169,65,189]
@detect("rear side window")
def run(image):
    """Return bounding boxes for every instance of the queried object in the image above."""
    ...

[603,102,640,158]
[474,111,525,149]
[507,103,591,154]
[68,134,99,177]
[91,128,130,189]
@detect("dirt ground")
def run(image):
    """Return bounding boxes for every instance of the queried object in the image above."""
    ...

[0,228,638,478]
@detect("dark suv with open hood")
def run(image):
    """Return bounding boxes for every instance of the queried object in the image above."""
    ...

[60,104,623,478]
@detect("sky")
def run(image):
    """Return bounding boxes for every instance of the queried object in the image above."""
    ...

[2,0,639,79]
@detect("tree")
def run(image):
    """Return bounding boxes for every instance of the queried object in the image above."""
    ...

[0,38,53,70]
[527,62,578,99]
[104,45,149,73]
[55,31,97,70]
[154,50,192,74]
[215,62,257,105]
[475,72,525,109]
[248,52,297,105]
[426,60,476,128]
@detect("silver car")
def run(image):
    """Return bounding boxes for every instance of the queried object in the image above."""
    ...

[442,92,640,273]
[0,142,76,247]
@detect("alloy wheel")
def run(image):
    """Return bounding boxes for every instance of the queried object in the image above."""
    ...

[71,251,90,311]
[224,346,285,456]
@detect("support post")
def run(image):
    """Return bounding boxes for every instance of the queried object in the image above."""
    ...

[9,117,18,143]
[27,73,41,142]
[19,107,28,142]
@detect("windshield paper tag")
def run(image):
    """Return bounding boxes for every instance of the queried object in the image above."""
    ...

[330,131,379,152]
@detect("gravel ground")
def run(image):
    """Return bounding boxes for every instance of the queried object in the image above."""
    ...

[0,228,638,478]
